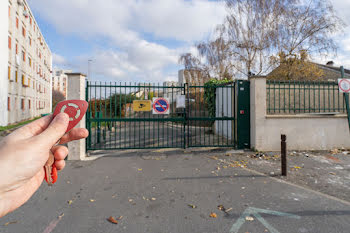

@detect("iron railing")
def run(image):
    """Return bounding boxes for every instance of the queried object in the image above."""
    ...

[86,82,238,150]
[267,80,346,115]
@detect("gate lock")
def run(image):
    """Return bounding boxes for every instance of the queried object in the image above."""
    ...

[240,110,245,115]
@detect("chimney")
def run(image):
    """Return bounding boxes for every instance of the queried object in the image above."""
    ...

[326,61,334,66]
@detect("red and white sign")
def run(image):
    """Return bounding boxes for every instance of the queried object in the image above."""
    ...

[338,79,350,93]
[152,97,170,114]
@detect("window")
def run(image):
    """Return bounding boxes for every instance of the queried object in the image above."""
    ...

[29,37,32,46]
[29,57,31,67]
[15,43,18,54]
[15,70,18,82]
[8,66,11,80]
[8,6,10,17]
[28,99,31,109]
[8,36,11,49]
[30,17,32,25]
[21,99,24,110]
[22,27,26,37]
[22,75,25,86]
[22,50,26,62]
[16,17,18,28]
[8,97,10,111]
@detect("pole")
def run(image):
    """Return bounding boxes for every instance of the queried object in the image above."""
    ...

[340,66,350,131]
[88,59,92,81]
[281,134,287,176]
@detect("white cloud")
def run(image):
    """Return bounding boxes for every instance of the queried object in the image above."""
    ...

[27,0,226,82]
[52,53,67,66]
[131,0,226,41]
[328,0,350,68]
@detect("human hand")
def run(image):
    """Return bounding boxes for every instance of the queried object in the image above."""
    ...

[0,113,88,218]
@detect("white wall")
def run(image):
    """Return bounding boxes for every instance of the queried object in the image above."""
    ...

[0,0,9,126]
[250,77,350,151]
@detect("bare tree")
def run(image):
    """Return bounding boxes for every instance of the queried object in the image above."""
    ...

[179,35,236,81]
[180,0,344,79]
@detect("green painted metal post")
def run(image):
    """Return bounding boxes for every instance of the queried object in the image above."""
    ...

[237,80,250,149]
[97,111,102,144]
[184,83,188,149]
[341,66,350,131]
[85,81,91,150]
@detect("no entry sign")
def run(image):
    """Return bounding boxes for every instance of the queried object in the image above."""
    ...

[152,97,170,114]
[338,79,350,93]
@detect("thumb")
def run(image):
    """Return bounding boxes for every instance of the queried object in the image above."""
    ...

[33,113,69,147]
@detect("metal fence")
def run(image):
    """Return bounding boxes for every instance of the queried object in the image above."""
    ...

[86,82,239,150]
[267,80,346,114]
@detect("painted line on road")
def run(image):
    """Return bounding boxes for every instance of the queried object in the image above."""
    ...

[42,216,63,233]
[229,207,301,233]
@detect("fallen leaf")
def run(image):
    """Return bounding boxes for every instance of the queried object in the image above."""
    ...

[209,212,217,218]
[138,168,143,171]
[90,199,95,202]
[107,216,118,224]
[151,198,156,201]
[245,216,254,221]
[4,221,17,226]
[218,205,226,212]
[188,204,197,209]
[117,216,123,220]
[68,200,73,205]
[294,166,302,169]
[225,208,233,213]
[58,213,64,219]
[329,172,336,175]
[128,199,133,202]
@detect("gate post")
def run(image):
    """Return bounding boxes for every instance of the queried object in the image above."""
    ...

[237,80,250,149]
[66,73,87,160]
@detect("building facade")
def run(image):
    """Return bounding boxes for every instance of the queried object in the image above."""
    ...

[52,69,71,98]
[1,0,52,126]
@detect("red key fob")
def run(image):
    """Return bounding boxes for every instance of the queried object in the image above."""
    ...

[45,100,88,184]
[53,100,89,133]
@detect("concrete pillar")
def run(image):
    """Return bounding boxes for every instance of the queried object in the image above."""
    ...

[250,76,266,150]
[66,73,87,160]
[0,0,9,126]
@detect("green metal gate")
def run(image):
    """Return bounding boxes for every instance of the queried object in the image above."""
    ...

[86,80,250,150]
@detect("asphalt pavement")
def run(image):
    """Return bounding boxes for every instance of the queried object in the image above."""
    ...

[1,150,350,233]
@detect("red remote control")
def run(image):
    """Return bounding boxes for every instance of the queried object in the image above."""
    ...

[44,100,88,185]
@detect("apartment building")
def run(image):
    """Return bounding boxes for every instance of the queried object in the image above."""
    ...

[0,0,52,126]
[52,69,71,98]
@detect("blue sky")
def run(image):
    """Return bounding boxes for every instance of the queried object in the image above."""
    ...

[27,0,350,83]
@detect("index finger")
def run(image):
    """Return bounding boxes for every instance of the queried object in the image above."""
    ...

[7,115,53,141]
